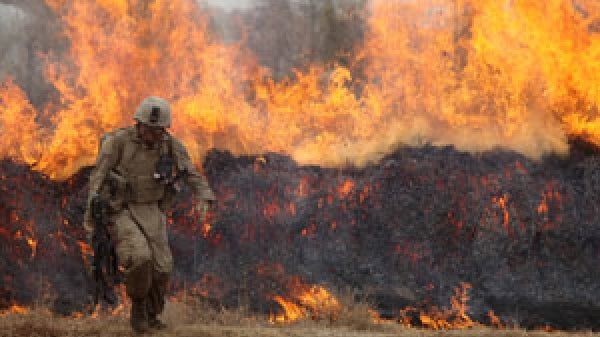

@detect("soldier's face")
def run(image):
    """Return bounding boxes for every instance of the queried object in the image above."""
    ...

[138,123,164,145]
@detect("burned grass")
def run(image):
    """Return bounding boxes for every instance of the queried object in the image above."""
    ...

[0,302,598,337]
[3,146,600,329]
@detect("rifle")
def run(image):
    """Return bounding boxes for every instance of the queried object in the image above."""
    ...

[90,194,120,306]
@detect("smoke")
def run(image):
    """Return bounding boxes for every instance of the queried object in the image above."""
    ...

[205,0,366,78]
[0,1,62,107]
[202,0,256,9]
[0,4,31,88]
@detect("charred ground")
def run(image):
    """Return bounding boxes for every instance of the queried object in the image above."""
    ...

[1,139,600,330]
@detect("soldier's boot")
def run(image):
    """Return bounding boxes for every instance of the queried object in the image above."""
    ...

[147,271,168,330]
[148,315,167,330]
[130,298,149,334]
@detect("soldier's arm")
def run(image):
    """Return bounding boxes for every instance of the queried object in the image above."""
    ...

[83,135,121,234]
[172,139,216,202]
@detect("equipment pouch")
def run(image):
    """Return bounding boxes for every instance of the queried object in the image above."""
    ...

[130,175,165,203]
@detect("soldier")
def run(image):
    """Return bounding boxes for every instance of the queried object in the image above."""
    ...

[83,96,216,333]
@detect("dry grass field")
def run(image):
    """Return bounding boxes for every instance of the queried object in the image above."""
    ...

[0,300,598,337]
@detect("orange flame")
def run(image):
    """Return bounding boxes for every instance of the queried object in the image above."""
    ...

[492,194,511,233]
[77,240,93,266]
[201,223,212,238]
[0,304,30,316]
[488,310,503,328]
[26,238,37,259]
[2,1,600,180]
[271,296,305,323]
[401,282,477,329]
[77,241,93,256]
[270,284,341,323]
[0,80,44,166]
[336,180,355,199]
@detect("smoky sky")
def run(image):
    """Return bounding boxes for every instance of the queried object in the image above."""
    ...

[202,0,256,9]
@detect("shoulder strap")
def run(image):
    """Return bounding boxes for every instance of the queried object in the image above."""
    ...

[99,127,130,175]
[164,133,186,172]
[161,132,175,158]
[99,129,122,166]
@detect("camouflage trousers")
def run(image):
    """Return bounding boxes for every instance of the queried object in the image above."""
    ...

[112,203,173,317]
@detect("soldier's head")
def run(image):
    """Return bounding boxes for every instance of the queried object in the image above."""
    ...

[134,96,171,145]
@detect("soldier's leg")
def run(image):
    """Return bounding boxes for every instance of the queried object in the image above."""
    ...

[133,206,173,328]
[147,270,169,329]
[113,209,153,333]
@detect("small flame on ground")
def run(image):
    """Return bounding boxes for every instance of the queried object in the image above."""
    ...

[0,304,30,316]
[488,310,503,328]
[336,180,355,198]
[269,285,341,323]
[492,194,511,233]
[271,296,305,323]
[201,223,211,238]
[26,237,37,259]
[68,284,130,320]
[300,223,317,238]
[77,240,93,266]
[400,282,476,330]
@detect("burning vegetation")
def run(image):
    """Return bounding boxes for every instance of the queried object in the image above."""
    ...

[3,0,600,179]
[1,0,600,332]
[2,143,600,330]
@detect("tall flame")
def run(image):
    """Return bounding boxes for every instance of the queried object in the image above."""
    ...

[0,80,44,166]
[1,0,600,179]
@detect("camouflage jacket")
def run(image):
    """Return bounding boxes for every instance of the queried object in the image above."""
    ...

[83,126,215,234]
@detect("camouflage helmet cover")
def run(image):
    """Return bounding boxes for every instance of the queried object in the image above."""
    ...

[134,96,171,128]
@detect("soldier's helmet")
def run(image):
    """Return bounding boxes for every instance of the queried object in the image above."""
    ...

[134,96,171,128]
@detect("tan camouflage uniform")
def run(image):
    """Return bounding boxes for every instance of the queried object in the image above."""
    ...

[84,97,215,332]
